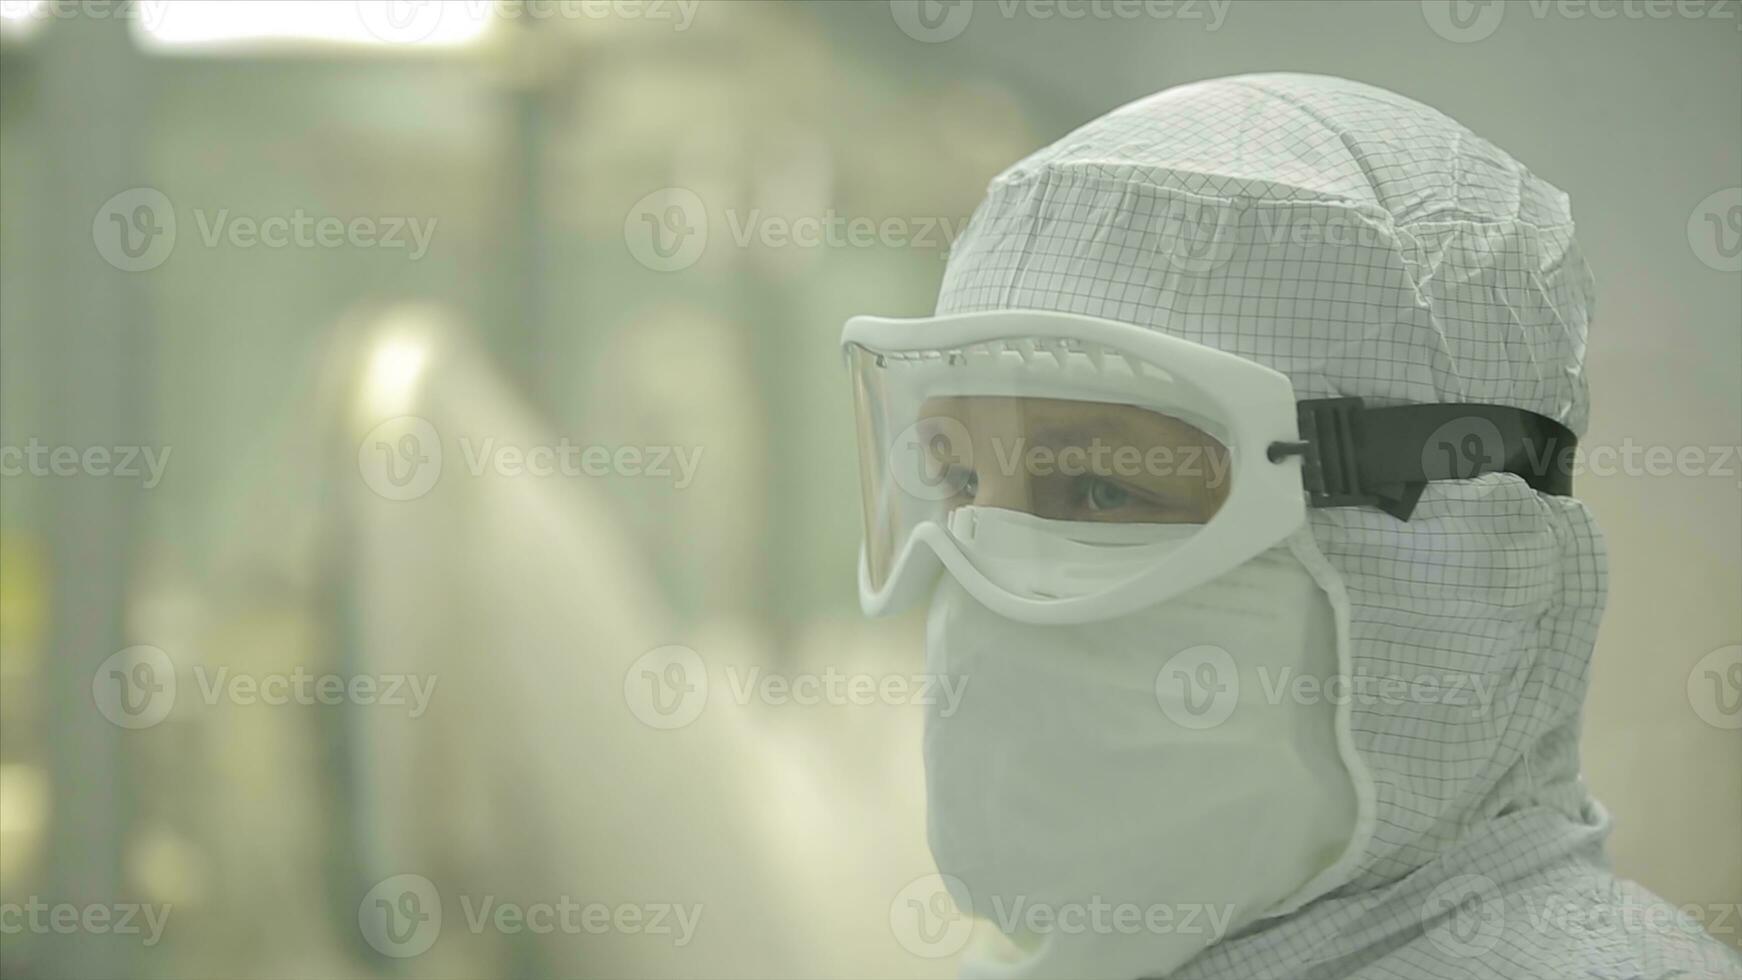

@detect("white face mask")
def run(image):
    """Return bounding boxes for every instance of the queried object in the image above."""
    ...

[923,508,1366,980]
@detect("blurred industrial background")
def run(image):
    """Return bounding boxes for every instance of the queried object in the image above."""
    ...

[0,1,1736,977]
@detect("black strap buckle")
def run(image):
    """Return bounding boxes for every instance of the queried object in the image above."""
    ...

[1272,397,1578,521]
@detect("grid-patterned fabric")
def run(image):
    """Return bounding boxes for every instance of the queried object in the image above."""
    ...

[935,74,1741,979]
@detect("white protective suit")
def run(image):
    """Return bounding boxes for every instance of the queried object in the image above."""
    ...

[932,73,1742,980]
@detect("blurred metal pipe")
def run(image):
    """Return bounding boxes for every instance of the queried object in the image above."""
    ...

[36,12,152,978]
[485,17,559,418]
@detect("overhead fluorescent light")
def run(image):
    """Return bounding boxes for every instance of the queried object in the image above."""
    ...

[136,0,493,53]
[0,0,49,40]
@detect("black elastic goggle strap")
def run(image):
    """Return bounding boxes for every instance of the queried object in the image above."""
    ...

[1267,397,1578,521]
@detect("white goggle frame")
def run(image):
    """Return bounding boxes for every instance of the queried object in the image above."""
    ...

[844,309,1308,625]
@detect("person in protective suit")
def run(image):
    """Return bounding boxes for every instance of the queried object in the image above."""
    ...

[843,74,1742,979]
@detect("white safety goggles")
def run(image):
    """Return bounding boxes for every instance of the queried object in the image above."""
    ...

[844,310,1581,625]
[844,310,1306,625]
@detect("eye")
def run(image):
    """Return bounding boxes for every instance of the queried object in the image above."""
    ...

[1084,476,1130,512]
[943,464,979,500]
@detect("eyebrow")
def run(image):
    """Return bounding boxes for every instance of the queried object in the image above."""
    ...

[1026,410,1211,449]
[1023,419,1104,444]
